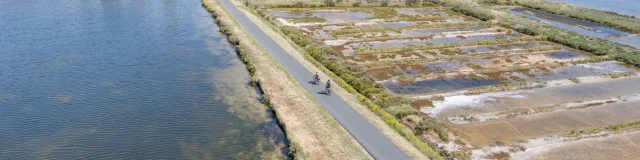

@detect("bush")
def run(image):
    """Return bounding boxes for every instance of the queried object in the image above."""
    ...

[353,2,362,7]
[293,2,305,8]
[482,0,515,5]
[405,0,420,6]
[422,2,437,7]
[415,120,449,142]
[451,3,494,21]
[324,0,336,7]
[381,0,389,6]
[281,26,310,47]
[336,0,344,3]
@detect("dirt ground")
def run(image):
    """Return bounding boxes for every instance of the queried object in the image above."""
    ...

[450,100,640,147]
[515,132,640,160]
[203,0,371,159]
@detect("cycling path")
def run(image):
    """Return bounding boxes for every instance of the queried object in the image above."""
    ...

[217,0,411,159]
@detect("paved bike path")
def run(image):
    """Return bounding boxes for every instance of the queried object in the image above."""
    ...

[217,0,411,159]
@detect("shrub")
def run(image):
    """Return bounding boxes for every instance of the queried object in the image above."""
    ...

[482,0,515,5]
[293,2,305,8]
[353,2,362,7]
[381,0,389,6]
[451,3,494,21]
[405,0,420,6]
[415,120,449,142]
[422,2,437,7]
[324,0,336,7]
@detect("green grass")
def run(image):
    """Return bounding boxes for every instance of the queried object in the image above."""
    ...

[607,121,640,131]
[286,16,327,23]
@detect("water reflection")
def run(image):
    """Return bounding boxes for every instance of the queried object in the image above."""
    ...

[0,0,285,159]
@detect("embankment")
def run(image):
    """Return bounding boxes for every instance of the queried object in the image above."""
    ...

[202,0,371,159]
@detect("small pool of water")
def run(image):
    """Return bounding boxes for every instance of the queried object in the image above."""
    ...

[384,78,501,95]
[396,8,449,16]
[547,50,584,59]
[459,42,547,53]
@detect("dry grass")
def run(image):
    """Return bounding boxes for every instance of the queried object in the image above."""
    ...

[231,1,434,159]
[203,0,371,159]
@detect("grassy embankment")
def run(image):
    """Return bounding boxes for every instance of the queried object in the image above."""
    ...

[423,0,640,68]
[202,0,373,159]
[482,0,640,34]
[252,4,459,160]
[201,1,301,158]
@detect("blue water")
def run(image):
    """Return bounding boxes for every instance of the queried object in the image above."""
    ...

[549,0,640,18]
[0,0,285,159]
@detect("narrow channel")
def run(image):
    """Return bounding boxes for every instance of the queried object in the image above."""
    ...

[0,0,287,159]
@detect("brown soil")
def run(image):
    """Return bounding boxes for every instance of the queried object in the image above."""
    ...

[486,151,510,160]
[366,68,395,81]
[411,99,434,110]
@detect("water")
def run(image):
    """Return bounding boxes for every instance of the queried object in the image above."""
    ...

[0,0,286,159]
[547,51,583,59]
[395,8,449,16]
[508,8,640,48]
[384,78,501,95]
[549,0,640,18]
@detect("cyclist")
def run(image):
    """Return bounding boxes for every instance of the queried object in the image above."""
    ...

[314,72,319,84]
[325,79,331,94]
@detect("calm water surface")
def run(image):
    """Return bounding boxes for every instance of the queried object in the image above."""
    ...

[549,0,640,18]
[0,0,286,159]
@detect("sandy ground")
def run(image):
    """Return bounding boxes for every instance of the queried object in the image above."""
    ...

[449,99,640,147]
[230,2,431,159]
[203,0,371,159]
[426,77,640,146]
[515,131,640,160]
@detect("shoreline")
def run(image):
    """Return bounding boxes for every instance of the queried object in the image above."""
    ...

[200,1,292,158]
[202,0,373,159]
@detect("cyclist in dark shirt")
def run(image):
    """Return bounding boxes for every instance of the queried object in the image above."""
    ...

[325,79,331,91]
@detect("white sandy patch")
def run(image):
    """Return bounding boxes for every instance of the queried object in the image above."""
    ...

[448,94,640,124]
[421,91,529,116]
[276,17,325,27]
[435,32,506,38]
[578,61,638,74]
[324,39,351,46]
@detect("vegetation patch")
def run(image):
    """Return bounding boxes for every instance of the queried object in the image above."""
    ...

[411,99,434,110]
[286,16,327,23]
